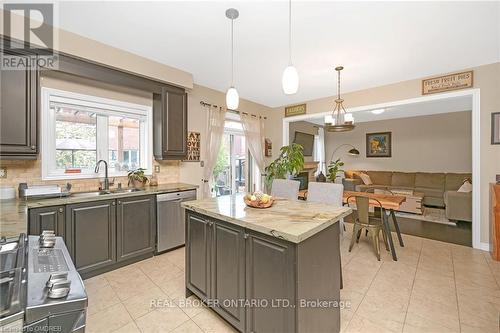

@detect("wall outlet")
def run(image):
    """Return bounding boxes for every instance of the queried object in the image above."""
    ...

[154,165,160,173]
[0,168,6,178]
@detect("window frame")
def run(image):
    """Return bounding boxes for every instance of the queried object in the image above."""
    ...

[41,87,153,180]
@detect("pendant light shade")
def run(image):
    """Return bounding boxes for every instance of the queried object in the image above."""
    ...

[282,0,299,94]
[226,86,239,110]
[226,8,239,110]
[282,65,299,94]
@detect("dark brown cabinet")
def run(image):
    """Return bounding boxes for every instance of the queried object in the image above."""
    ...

[65,200,117,277]
[28,205,65,237]
[0,49,38,159]
[116,195,156,262]
[153,86,188,160]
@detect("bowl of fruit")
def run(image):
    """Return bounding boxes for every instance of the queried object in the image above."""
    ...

[244,191,274,209]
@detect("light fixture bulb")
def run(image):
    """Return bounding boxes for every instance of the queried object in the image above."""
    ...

[324,115,334,125]
[282,65,299,94]
[371,109,385,115]
[345,113,354,123]
[226,87,239,110]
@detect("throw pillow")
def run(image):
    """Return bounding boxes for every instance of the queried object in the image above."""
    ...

[457,181,472,193]
[359,173,373,185]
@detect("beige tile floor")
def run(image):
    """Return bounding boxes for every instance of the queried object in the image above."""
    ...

[84,224,500,333]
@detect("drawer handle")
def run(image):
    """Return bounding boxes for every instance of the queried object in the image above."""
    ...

[30,145,36,150]
[58,208,63,213]
[112,202,116,206]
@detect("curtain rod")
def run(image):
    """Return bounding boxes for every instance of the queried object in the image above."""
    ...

[200,101,267,120]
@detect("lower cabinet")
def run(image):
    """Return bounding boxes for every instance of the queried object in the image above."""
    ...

[186,212,295,333]
[28,205,66,237]
[186,214,211,300]
[211,220,246,332]
[28,195,156,278]
[116,195,156,262]
[65,200,117,277]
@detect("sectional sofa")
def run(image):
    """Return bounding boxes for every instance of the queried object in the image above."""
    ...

[343,170,472,222]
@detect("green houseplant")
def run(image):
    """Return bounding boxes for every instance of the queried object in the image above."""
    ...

[128,168,149,188]
[326,158,345,182]
[264,143,305,190]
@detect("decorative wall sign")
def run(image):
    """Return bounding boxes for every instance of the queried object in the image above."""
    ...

[422,71,473,95]
[285,103,307,117]
[184,132,201,161]
[366,132,392,158]
[492,112,500,145]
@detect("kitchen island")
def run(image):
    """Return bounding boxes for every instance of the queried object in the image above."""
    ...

[182,194,351,333]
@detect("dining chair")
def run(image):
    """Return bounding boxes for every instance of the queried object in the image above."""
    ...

[346,194,389,261]
[307,182,346,289]
[307,182,345,232]
[271,179,300,201]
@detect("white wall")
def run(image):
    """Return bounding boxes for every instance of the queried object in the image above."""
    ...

[325,111,472,173]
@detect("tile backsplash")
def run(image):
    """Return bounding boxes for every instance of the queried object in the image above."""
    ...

[0,158,180,196]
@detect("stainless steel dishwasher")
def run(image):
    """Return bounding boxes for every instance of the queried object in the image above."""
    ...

[156,190,197,253]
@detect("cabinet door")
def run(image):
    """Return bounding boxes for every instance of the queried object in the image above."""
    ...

[66,200,116,275]
[28,206,65,237]
[162,89,187,158]
[153,86,187,160]
[211,221,246,331]
[0,49,38,158]
[246,232,296,333]
[116,195,155,262]
[186,213,211,300]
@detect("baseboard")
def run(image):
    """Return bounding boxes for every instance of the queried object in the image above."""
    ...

[480,242,490,251]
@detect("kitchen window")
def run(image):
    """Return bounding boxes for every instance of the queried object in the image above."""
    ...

[41,88,152,180]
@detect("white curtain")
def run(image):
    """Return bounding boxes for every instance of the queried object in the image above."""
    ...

[241,113,265,192]
[314,126,326,175]
[202,105,226,198]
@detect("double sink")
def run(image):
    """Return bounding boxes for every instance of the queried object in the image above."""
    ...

[70,187,145,198]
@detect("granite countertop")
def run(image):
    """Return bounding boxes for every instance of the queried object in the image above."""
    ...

[182,193,352,243]
[0,183,198,238]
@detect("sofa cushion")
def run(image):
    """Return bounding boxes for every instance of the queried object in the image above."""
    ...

[356,185,388,192]
[423,195,445,208]
[445,173,472,191]
[414,172,445,190]
[366,171,393,186]
[391,172,416,188]
[414,186,443,198]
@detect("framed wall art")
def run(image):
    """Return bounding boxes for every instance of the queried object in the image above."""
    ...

[366,132,392,158]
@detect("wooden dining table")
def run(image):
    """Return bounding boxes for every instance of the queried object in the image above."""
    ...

[343,191,406,261]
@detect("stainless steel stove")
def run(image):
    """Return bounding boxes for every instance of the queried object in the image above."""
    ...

[0,233,88,332]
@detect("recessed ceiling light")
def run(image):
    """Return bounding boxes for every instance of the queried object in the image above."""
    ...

[371,109,385,115]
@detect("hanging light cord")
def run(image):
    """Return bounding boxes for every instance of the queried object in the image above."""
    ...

[230,18,234,86]
[337,69,341,100]
[288,0,292,65]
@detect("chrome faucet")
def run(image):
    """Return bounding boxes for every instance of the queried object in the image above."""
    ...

[95,160,110,192]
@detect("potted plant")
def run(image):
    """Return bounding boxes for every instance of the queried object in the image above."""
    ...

[326,158,345,182]
[264,143,305,190]
[128,168,149,188]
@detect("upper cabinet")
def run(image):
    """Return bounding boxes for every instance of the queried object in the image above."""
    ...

[153,86,188,160]
[0,49,38,159]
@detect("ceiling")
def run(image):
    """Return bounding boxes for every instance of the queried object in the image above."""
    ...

[53,1,499,107]
[306,95,472,125]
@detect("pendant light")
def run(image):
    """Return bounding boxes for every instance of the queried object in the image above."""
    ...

[282,0,299,94]
[325,66,355,132]
[226,8,239,110]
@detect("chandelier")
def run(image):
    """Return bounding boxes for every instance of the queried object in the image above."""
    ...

[325,66,355,132]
